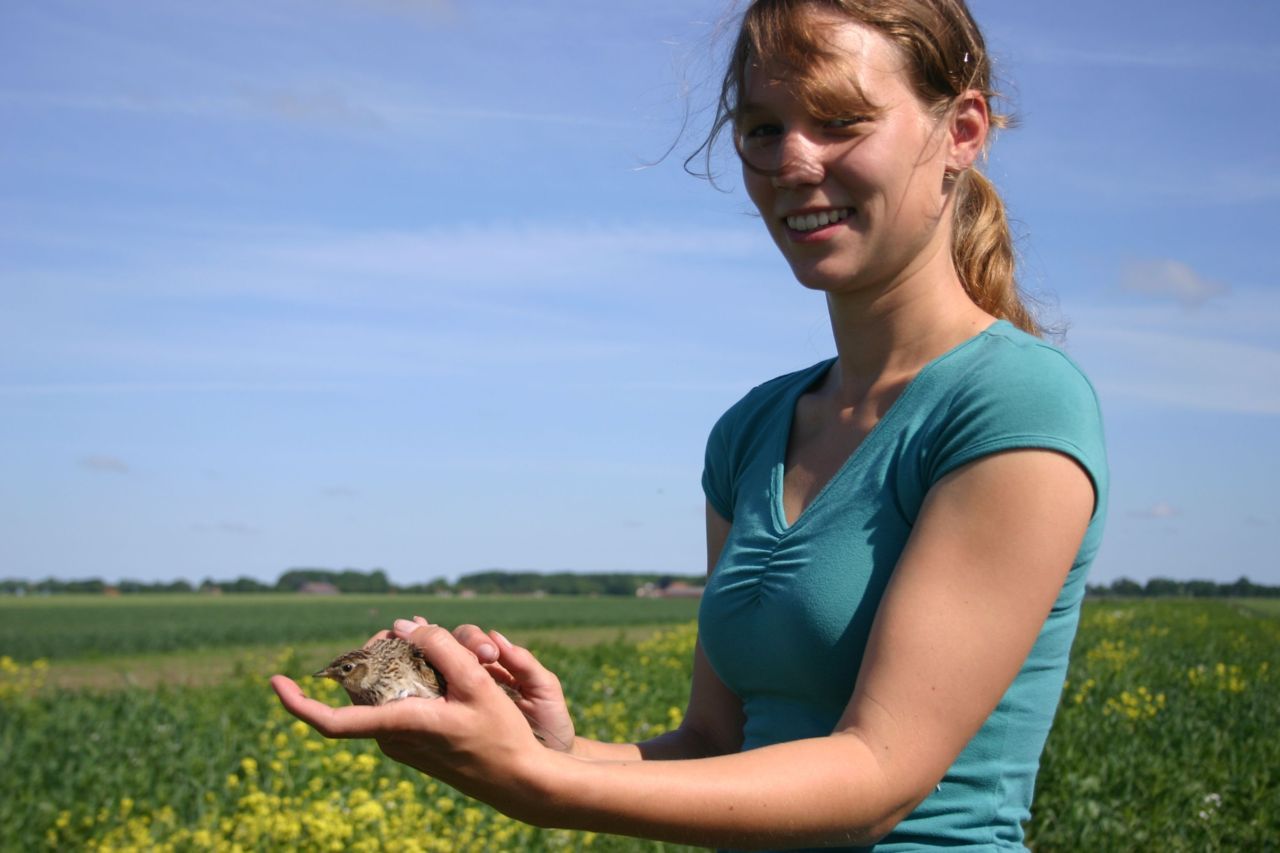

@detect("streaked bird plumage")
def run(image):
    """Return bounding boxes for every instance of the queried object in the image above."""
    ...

[315,637,446,706]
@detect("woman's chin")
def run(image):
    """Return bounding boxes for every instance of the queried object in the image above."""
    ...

[787,264,864,294]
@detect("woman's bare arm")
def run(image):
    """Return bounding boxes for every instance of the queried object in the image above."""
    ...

[491,449,1092,846]
[274,449,1092,848]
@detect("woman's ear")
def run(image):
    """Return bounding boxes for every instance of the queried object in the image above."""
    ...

[946,91,990,173]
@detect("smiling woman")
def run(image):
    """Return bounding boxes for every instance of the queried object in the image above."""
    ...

[706,0,1034,333]
[273,1,1108,850]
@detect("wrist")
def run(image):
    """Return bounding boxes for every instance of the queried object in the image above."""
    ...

[507,744,584,829]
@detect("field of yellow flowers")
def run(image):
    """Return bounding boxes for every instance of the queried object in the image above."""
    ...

[1,598,1276,851]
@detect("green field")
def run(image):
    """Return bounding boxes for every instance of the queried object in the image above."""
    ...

[1,596,1276,850]
[0,594,701,661]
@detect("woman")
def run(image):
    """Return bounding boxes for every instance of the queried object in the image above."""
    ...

[273,1,1107,848]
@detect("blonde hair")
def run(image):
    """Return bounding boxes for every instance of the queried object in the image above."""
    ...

[696,0,1040,335]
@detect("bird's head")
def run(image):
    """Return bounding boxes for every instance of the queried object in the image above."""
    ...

[314,649,372,690]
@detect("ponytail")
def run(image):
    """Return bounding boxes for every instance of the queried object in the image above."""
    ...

[952,167,1039,336]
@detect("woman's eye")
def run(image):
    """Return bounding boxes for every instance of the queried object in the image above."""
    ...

[826,116,868,130]
[742,122,782,140]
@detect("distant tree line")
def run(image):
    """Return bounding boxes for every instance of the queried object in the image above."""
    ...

[1086,575,1279,598]
[275,568,392,594]
[0,569,706,597]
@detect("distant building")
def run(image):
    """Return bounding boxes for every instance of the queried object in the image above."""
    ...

[299,581,340,596]
[636,581,703,599]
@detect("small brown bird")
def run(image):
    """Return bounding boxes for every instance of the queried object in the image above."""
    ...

[315,637,447,705]
[315,636,562,747]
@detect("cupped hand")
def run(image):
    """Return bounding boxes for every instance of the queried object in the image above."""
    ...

[270,620,546,814]
[449,622,577,753]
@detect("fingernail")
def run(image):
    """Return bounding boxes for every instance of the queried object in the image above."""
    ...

[477,643,498,662]
[414,615,428,624]
[393,619,418,634]
[492,631,513,650]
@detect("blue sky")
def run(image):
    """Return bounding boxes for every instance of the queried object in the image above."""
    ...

[2,0,1277,587]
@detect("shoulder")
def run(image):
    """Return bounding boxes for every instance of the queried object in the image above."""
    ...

[702,359,833,520]
[707,358,834,448]
[952,321,1096,390]
[934,321,1102,421]
[923,322,1108,497]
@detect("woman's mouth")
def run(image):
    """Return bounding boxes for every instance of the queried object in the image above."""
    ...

[784,208,852,234]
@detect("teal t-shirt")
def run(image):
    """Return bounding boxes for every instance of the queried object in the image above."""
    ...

[699,321,1108,851]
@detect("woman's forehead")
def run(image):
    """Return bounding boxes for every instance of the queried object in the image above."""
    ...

[742,21,912,110]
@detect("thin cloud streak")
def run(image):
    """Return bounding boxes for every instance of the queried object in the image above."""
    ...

[1075,327,1280,415]
[3,221,769,306]
[0,87,638,131]
[1128,502,1180,520]
[192,521,262,536]
[338,0,456,25]
[1008,154,1280,208]
[1016,42,1279,74]
[0,381,359,396]
[79,455,130,474]
[1120,260,1228,306]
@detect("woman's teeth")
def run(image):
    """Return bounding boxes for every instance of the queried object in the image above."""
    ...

[786,208,851,232]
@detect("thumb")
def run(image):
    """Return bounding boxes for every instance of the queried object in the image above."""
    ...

[393,620,489,698]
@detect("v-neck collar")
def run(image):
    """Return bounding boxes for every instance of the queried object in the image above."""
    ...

[771,321,1006,535]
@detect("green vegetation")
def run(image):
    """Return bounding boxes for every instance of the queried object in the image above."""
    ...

[1030,599,1278,849]
[1086,575,1278,598]
[1230,598,1280,618]
[0,595,700,662]
[2,598,1275,850]
[0,568,706,598]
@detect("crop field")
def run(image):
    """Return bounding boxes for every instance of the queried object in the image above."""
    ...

[1,597,1276,851]
[0,595,701,662]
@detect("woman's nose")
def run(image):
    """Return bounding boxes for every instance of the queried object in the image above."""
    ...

[771,132,825,188]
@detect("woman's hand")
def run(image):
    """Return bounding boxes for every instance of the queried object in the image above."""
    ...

[270,620,548,818]
[449,621,577,753]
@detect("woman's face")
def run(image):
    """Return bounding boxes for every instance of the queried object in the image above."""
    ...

[739,17,958,296]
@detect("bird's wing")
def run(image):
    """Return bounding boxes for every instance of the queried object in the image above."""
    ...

[409,645,446,698]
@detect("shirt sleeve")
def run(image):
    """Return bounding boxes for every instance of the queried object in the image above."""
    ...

[701,408,736,522]
[924,342,1108,518]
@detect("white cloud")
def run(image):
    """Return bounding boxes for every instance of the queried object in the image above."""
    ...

[339,0,455,25]
[1014,41,1278,74]
[0,86,635,132]
[1070,326,1280,416]
[239,86,386,128]
[79,455,130,474]
[0,381,355,396]
[248,223,765,293]
[1120,260,1228,306]
[1129,502,1180,520]
[7,219,768,306]
[322,486,359,498]
[192,521,262,536]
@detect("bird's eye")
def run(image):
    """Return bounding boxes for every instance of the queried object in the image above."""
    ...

[342,663,354,673]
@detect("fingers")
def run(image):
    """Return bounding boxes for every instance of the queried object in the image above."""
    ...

[453,623,499,663]
[270,675,431,739]
[490,631,561,692]
[392,620,491,697]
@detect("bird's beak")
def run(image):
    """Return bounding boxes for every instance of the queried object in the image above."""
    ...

[313,668,332,679]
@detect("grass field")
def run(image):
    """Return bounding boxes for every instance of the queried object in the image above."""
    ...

[2,596,1276,850]
[0,594,701,661]
[1228,597,1280,618]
